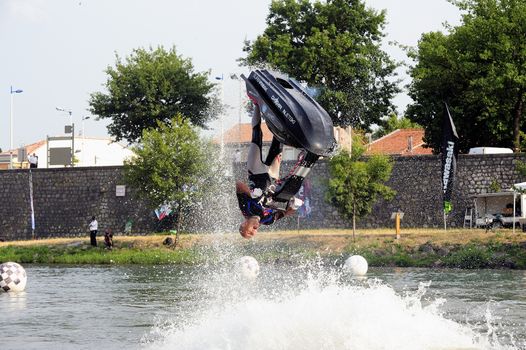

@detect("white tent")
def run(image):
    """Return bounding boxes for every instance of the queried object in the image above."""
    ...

[471,184,526,231]
[512,182,526,191]
[510,183,526,233]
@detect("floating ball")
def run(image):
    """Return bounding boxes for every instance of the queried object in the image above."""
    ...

[343,255,368,276]
[238,256,260,279]
[0,262,27,292]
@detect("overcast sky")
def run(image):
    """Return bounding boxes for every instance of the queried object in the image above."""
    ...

[0,0,461,151]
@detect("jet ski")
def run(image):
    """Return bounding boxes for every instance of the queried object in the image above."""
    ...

[241,69,336,157]
[241,70,337,210]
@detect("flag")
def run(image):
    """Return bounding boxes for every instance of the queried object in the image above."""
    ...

[154,204,172,221]
[441,103,459,214]
[297,180,312,218]
[29,170,35,233]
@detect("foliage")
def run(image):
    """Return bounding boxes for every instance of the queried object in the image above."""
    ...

[406,0,526,153]
[372,113,422,139]
[89,46,217,144]
[443,244,492,269]
[241,0,400,129]
[326,134,395,233]
[0,244,201,265]
[489,179,501,193]
[517,160,526,178]
[124,116,221,232]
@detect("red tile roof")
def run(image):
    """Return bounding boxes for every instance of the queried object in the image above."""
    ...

[366,128,432,156]
[0,140,46,156]
[217,122,274,144]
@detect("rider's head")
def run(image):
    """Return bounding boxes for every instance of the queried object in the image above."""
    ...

[239,216,260,239]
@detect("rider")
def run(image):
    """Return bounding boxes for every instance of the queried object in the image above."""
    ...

[236,104,302,239]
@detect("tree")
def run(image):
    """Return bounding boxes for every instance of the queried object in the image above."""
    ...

[372,113,422,139]
[241,0,399,129]
[326,134,395,238]
[124,115,219,244]
[89,46,216,144]
[406,0,526,152]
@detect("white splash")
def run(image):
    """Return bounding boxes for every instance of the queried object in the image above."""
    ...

[144,266,516,350]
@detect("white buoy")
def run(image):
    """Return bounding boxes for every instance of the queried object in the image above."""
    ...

[0,262,27,292]
[343,255,368,276]
[237,256,260,279]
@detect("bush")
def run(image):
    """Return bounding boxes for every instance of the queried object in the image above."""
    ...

[444,245,491,269]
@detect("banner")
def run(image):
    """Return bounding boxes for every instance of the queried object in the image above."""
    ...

[441,103,459,214]
[29,170,35,236]
[297,179,312,218]
[154,204,172,221]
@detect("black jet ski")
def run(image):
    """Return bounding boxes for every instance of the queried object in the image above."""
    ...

[241,69,336,157]
[241,70,337,210]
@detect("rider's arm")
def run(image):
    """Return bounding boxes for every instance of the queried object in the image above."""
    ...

[273,206,296,222]
[283,207,297,217]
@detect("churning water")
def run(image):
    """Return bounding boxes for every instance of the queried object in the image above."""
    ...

[143,261,525,350]
[1,256,525,349]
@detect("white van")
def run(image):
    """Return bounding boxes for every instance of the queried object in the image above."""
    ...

[468,147,513,155]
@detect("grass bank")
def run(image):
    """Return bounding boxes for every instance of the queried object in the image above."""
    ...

[0,228,525,269]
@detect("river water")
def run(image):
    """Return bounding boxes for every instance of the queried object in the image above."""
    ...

[1,260,525,350]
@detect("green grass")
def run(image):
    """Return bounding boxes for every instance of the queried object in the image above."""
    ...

[1,230,525,269]
[0,244,203,265]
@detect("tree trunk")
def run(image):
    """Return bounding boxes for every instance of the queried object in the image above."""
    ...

[175,206,182,247]
[352,201,356,242]
[513,93,523,152]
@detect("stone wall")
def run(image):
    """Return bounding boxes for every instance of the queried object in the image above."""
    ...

[1,154,525,240]
[235,153,526,230]
[0,167,154,241]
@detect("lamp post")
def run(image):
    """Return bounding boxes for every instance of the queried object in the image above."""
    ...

[229,74,244,149]
[81,116,90,137]
[215,74,225,158]
[55,107,72,125]
[81,116,90,166]
[9,86,24,169]
[55,107,74,166]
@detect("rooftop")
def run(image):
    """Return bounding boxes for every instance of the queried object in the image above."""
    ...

[366,128,432,156]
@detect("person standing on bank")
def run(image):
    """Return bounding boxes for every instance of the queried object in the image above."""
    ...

[89,216,98,247]
[28,153,38,168]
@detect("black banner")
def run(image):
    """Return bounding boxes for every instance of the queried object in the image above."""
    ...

[441,103,459,214]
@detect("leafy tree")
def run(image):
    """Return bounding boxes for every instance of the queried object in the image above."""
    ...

[517,160,526,178]
[241,0,400,129]
[89,46,216,144]
[373,113,422,139]
[124,116,219,244]
[406,0,526,152]
[327,134,395,238]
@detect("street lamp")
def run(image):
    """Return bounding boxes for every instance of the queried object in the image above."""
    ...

[215,74,225,158]
[55,107,72,126]
[80,116,90,166]
[229,74,244,148]
[81,116,90,137]
[10,86,23,169]
[55,106,74,167]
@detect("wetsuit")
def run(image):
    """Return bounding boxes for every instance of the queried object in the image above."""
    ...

[236,173,284,225]
[237,105,284,224]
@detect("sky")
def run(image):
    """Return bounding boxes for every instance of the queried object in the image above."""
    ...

[0,0,462,151]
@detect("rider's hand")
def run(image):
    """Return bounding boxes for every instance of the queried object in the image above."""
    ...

[288,197,304,210]
[250,188,263,198]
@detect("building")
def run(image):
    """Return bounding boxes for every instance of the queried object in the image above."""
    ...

[218,122,351,162]
[365,128,432,156]
[217,123,431,160]
[0,137,134,169]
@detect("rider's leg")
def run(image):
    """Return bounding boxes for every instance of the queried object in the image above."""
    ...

[266,137,282,180]
[247,105,268,176]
